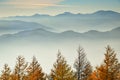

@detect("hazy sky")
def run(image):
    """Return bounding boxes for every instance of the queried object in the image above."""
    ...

[0,0,120,17]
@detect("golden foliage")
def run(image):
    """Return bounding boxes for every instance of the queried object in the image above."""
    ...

[0,64,11,80]
[89,45,120,80]
[0,45,119,80]
[50,51,76,80]
[26,56,45,80]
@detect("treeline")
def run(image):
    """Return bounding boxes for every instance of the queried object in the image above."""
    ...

[0,45,120,80]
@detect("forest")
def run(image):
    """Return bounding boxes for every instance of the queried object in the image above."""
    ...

[0,45,120,80]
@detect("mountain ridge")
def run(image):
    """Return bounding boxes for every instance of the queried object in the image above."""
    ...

[0,20,53,35]
[2,10,120,18]
[0,27,120,42]
[2,10,120,33]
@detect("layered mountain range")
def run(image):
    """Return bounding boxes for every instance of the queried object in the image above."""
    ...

[0,26,120,44]
[1,10,120,33]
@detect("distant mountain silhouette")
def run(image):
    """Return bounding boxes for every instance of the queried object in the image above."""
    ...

[56,12,75,17]
[111,26,120,32]
[3,10,120,32]
[56,10,120,17]
[5,10,120,18]
[92,10,120,16]
[0,20,52,35]
[31,14,50,17]
[0,27,120,43]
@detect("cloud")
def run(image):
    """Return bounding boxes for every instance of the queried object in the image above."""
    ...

[0,0,65,8]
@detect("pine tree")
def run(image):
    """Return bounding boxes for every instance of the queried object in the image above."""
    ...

[74,46,92,80]
[50,51,75,80]
[90,45,120,80]
[0,64,11,80]
[26,56,45,80]
[11,56,27,80]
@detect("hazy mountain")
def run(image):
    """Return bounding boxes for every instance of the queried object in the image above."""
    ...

[92,10,120,17]
[56,10,120,18]
[56,12,76,17]
[6,14,50,19]
[0,20,52,35]
[84,28,120,39]
[2,10,120,32]
[0,27,120,43]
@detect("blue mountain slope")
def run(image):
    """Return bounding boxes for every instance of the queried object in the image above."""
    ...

[3,10,120,32]
[0,20,53,35]
[0,27,120,43]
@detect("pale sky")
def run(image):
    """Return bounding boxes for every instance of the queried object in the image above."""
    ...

[0,0,120,17]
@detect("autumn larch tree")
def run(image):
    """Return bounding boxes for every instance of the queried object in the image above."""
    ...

[11,56,28,80]
[74,46,92,80]
[26,56,45,80]
[0,64,11,80]
[90,45,120,80]
[50,51,76,80]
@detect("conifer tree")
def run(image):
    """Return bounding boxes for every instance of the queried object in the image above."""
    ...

[11,56,27,80]
[0,64,11,80]
[26,56,45,80]
[90,45,120,80]
[74,46,92,80]
[50,51,76,80]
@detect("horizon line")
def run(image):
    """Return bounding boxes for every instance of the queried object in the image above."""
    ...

[0,10,120,18]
